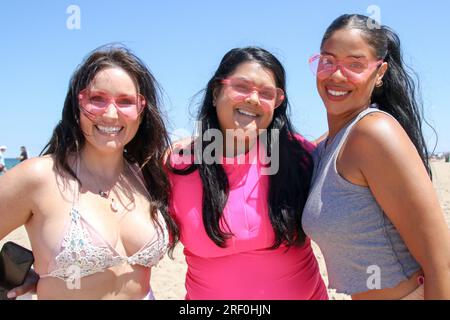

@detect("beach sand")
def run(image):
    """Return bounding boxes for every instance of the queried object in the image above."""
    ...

[2,160,449,300]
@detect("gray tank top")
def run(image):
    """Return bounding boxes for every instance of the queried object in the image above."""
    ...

[302,106,421,295]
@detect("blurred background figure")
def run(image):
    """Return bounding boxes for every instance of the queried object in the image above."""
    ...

[17,146,28,162]
[0,145,7,175]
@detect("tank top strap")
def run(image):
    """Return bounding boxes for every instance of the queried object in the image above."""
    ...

[330,104,393,159]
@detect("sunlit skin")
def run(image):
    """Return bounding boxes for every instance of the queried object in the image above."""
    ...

[213,62,280,157]
[318,28,450,299]
[0,67,162,299]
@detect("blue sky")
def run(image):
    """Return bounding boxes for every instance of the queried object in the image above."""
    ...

[1,0,449,158]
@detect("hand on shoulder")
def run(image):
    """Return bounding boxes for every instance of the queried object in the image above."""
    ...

[164,137,195,166]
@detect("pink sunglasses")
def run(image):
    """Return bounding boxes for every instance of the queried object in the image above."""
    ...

[220,77,285,109]
[78,89,146,119]
[308,54,383,81]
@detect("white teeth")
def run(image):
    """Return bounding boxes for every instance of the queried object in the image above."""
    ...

[96,125,122,133]
[237,109,258,117]
[327,89,350,97]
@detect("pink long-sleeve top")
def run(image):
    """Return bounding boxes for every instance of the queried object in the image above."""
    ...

[168,137,328,300]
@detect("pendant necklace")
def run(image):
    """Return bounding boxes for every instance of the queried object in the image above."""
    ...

[82,158,121,212]
[98,189,119,212]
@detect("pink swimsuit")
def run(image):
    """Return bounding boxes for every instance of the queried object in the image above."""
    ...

[169,137,328,300]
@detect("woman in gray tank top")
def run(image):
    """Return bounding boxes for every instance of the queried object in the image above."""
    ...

[302,14,450,299]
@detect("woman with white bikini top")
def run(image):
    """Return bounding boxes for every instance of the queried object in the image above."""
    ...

[0,45,178,299]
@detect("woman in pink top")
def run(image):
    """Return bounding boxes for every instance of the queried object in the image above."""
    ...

[168,47,328,300]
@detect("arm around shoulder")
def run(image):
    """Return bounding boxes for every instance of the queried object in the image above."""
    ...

[164,136,195,167]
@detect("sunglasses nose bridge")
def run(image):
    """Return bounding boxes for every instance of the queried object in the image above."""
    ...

[328,64,349,81]
[245,89,262,105]
[103,100,120,117]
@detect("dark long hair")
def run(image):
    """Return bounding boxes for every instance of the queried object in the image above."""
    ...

[170,47,313,248]
[321,14,432,177]
[41,45,179,254]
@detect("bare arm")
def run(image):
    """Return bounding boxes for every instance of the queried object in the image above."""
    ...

[0,158,49,298]
[0,160,43,239]
[348,113,450,299]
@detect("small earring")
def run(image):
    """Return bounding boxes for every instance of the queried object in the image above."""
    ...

[376,80,383,87]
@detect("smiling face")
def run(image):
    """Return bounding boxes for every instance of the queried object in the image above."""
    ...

[317,28,388,117]
[79,67,141,154]
[214,61,279,140]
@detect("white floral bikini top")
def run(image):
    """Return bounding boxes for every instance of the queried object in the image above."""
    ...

[40,161,169,281]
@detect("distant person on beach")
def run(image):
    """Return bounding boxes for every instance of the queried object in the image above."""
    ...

[0,45,178,299]
[0,145,7,175]
[167,47,328,299]
[17,146,28,162]
[302,14,450,299]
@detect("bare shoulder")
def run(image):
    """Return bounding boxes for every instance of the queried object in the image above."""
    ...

[0,156,58,224]
[19,155,55,177]
[347,112,411,154]
[6,155,56,189]
[343,111,419,171]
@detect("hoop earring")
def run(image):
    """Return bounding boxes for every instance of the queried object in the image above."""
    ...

[376,80,383,88]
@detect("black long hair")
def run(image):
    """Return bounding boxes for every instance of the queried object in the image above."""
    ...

[170,47,313,248]
[321,14,432,177]
[41,45,179,255]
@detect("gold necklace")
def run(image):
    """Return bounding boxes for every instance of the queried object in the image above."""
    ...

[81,158,122,212]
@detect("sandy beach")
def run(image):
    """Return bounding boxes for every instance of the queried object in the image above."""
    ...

[2,160,449,300]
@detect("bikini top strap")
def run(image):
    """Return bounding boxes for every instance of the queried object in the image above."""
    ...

[126,161,151,199]
[71,156,80,210]
[126,161,165,231]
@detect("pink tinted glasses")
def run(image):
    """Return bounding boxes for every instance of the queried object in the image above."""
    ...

[220,77,285,109]
[308,54,383,81]
[78,89,146,119]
